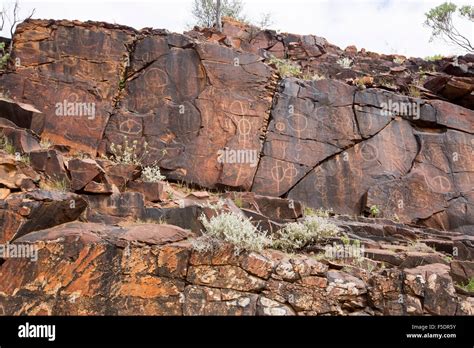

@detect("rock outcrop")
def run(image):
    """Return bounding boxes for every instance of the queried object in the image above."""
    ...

[0,17,472,316]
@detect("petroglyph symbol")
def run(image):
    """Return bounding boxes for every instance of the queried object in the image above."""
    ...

[275,121,286,132]
[271,162,298,184]
[426,175,452,193]
[79,32,99,50]
[287,113,308,132]
[294,143,303,161]
[119,118,142,135]
[222,117,235,132]
[237,118,252,143]
[229,100,247,115]
[359,142,379,162]
[140,52,150,63]
[144,68,169,93]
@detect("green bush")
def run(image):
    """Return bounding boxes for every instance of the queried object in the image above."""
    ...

[268,56,302,78]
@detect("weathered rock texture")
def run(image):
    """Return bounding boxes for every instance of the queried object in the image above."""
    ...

[1,217,473,316]
[0,18,473,316]
[1,19,472,232]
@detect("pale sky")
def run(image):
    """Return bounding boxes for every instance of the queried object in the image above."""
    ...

[1,0,472,58]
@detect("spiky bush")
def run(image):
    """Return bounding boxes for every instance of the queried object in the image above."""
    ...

[337,57,353,69]
[141,165,165,182]
[197,212,271,254]
[109,136,148,165]
[272,216,341,252]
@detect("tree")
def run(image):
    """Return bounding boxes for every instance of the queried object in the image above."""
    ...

[424,2,473,52]
[191,0,245,29]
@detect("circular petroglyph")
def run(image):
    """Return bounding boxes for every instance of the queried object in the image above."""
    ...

[287,113,308,132]
[275,121,286,132]
[144,67,169,92]
[359,142,379,162]
[229,100,247,116]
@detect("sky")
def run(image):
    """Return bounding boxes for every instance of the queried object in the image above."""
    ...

[0,0,472,58]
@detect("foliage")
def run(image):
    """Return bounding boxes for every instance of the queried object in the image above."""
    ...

[39,138,52,149]
[197,211,270,254]
[337,57,353,69]
[0,42,10,70]
[408,85,421,98]
[191,0,245,28]
[304,207,333,218]
[457,277,474,292]
[109,136,149,165]
[272,216,342,252]
[369,205,380,218]
[39,177,70,192]
[233,196,243,208]
[0,134,15,154]
[392,56,406,64]
[268,56,302,78]
[141,164,165,182]
[424,2,473,51]
[424,54,444,61]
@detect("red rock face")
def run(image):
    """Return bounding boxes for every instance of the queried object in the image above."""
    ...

[104,37,272,190]
[1,19,472,231]
[0,20,136,154]
[0,220,472,316]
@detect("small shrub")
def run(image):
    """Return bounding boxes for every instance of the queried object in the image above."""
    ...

[337,57,353,69]
[302,72,326,81]
[392,57,406,64]
[457,278,474,292]
[304,207,332,218]
[109,136,148,165]
[0,135,16,155]
[424,54,444,61]
[39,138,53,149]
[369,205,380,218]
[198,212,271,254]
[408,85,421,98]
[200,199,225,211]
[268,56,302,78]
[18,154,30,165]
[354,76,374,89]
[0,42,10,70]
[39,178,70,192]
[233,197,243,208]
[141,165,165,182]
[272,216,341,252]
